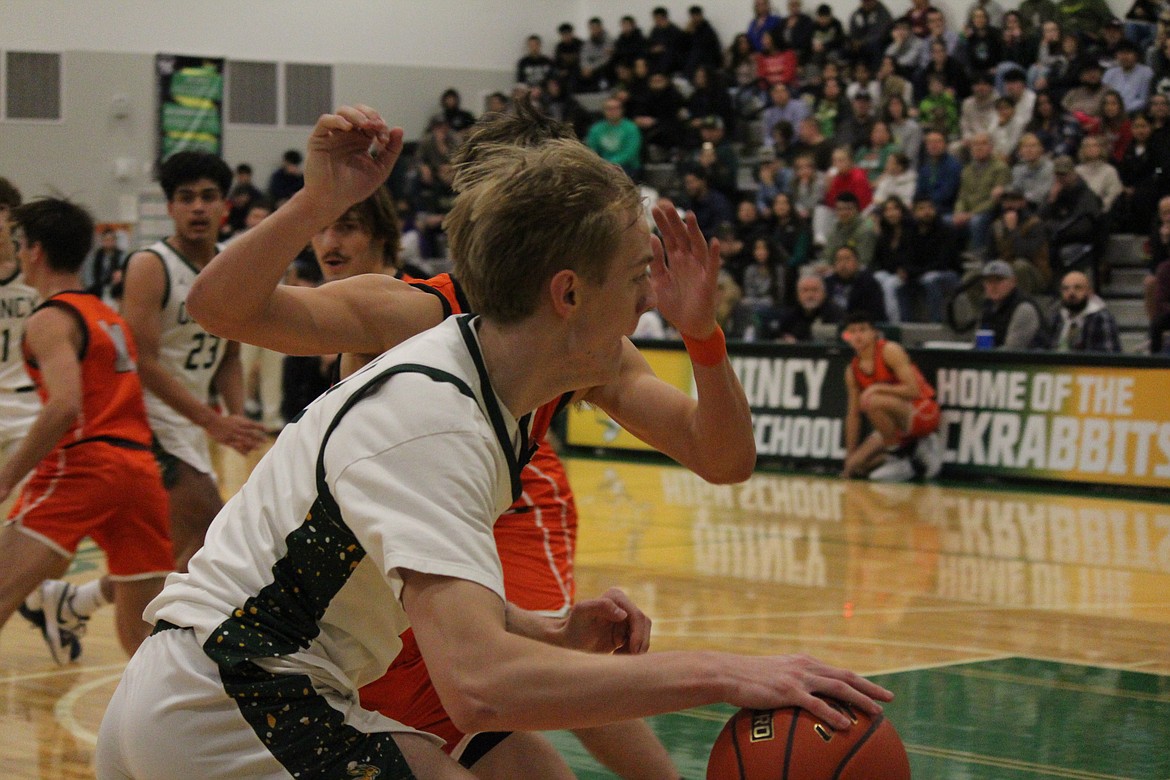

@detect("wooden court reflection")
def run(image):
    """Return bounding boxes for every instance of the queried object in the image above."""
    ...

[1,446,1167,778]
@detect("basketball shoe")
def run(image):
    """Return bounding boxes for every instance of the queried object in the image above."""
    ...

[18,580,86,665]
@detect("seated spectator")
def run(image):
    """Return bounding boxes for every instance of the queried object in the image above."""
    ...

[869,151,918,211]
[769,192,813,302]
[989,96,1025,161]
[905,196,963,321]
[953,131,1012,253]
[721,199,773,281]
[682,167,734,238]
[1061,60,1107,121]
[883,95,923,166]
[824,192,878,267]
[997,11,1033,79]
[1025,90,1082,159]
[647,6,687,74]
[836,90,881,149]
[762,82,812,145]
[903,0,936,39]
[687,65,736,144]
[686,117,739,199]
[845,60,882,103]
[791,153,832,243]
[414,161,457,259]
[847,0,895,69]
[1044,270,1122,351]
[541,78,590,138]
[684,6,724,77]
[579,17,614,91]
[813,78,851,142]
[1074,135,1122,213]
[885,18,925,75]
[755,30,799,87]
[875,55,915,106]
[977,259,1048,348]
[1102,40,1154,113]
[1025,20,1064,89]
[1010,132,1055,208]
[225,163,264,238]
[871,196,915,322]
[959,73,999,141]
[825,244,888,319]
[917,73,960,137]
[1143,196,1170,341]
[627,70,687,155]
[483,91,510,114]
[792,117,837,171]
[919,9,962,70]
[516,34,554,87]
[1001,67,1037,128]
[915,39,970,103]
[1114,112,1158,233]
[267,149,304,206]
[416,115,457,179]
[1039,155,1103,282]
[855,121,899,182]
[740,238,786,333]
[1095,90,1133,163]
[777,271,846,340]
[810,3,849,66]
[989,187,1051,293]
[780,0,817,58]
[826,147,875,210]
[438,88,476,133]
[961,6,1004,76]
[748,0,783,52]
[914,129,963,215]
[585,98,643,178]
[728,62,769,147]
[613,15,648,74]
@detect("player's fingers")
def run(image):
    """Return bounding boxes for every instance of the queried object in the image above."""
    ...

[811,675,886,717]
[793,691,855,731]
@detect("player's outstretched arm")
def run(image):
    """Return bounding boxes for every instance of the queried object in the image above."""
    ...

[583,200,755,484]
[188,106,441,357]
[0,309,83,500]
[402,573,893,735]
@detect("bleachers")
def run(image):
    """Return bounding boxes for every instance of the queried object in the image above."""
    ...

[1100,233,1150,354]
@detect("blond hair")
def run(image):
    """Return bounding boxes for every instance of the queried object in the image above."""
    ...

[447,139,641,323]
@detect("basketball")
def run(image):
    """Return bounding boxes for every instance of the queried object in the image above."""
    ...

[706,699,911,780]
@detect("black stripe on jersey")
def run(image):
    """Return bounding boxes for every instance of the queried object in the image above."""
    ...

[137,249,172,309]
[449,275,472,314]
[202,361,479,667]
[408,282,453,319]
[0,265,20,286]
[29,294,91,364]
[456,315,529,502]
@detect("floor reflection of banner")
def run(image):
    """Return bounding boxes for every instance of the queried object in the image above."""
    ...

[567,342,1170,490]
[156,54,224,164]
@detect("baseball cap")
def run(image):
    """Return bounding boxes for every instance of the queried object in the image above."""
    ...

[981,259,1015,279]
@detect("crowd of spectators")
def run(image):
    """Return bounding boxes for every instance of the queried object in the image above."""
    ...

[217,0,1170,354]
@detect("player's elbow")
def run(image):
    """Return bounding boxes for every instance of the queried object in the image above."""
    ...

[693,447,757,484]
[437,676,507,734]
[185,278,235,338]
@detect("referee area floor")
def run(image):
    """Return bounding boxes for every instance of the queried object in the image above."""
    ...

[2,444,1168,778]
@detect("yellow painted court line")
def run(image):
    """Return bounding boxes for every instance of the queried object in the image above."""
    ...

[905,744,1148,780]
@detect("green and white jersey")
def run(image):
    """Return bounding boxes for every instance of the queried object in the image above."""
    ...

[0,267,41,453]
[146,315,528,698]
[138,240,226,470]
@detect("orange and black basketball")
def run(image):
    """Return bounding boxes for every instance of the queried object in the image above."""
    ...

[706,699,911,779]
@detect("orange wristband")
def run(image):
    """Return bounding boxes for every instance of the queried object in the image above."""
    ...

[682,325,727,367]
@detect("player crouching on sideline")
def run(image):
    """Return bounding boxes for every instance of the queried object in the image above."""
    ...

[0,198,172,660]
[840,310,943,482]
[95,108,892,780]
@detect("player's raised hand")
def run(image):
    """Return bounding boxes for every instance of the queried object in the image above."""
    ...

[649,199,722,340]
[302,105,404,216]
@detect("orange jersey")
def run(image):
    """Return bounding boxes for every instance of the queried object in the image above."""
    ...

[850,339,935,401]
[23,291,153,453]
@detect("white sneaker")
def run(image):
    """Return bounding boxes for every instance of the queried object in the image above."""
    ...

[915,431,944,479]
[868,457,915,483]
[40,580,88,658]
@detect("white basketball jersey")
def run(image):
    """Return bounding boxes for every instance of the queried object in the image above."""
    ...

[139,240,226,435]
[0,268,39,391]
